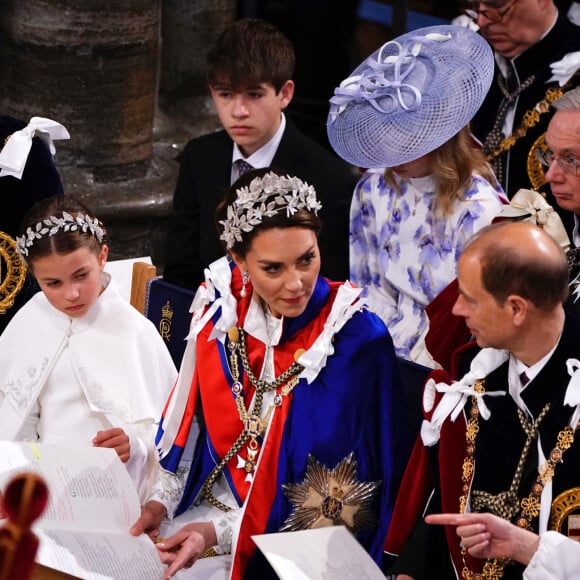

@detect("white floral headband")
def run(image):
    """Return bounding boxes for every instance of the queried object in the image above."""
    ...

[219,171,322,250]
[16,211,105,257]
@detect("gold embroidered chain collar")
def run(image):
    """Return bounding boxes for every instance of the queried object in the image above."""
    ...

[459,379,577,580]
[201,326,303,512]
[486,86,563,163]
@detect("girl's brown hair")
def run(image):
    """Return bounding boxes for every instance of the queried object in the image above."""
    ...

[384,126,496,216]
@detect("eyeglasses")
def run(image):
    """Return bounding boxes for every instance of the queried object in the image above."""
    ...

[535,146,580,175]
[464,0,522,23]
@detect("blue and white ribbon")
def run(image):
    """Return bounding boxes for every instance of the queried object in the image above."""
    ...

[328,32,451,124]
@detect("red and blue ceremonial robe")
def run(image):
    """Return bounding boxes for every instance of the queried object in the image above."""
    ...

[155,257,409,579]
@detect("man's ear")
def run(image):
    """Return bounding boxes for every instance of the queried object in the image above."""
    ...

[278,80,295,109]
[506,294,528,326]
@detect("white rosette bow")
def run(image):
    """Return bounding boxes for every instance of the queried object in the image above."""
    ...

[421,348,509,447]
[564,358,580,428]
[0,116,70,180]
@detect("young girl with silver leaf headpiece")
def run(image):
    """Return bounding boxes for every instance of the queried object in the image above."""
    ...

[0,195,177,501]
[131,167,408,580]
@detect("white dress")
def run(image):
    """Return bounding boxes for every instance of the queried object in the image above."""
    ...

[349,169,505,367]
[0,274,177,500]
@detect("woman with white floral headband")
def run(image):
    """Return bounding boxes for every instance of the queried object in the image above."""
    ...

[0,195,177,502]
[130,167,407,579]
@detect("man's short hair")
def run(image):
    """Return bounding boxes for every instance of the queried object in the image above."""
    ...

[207,18,295,93]
[467,222,569,309]
[552,86,580,111]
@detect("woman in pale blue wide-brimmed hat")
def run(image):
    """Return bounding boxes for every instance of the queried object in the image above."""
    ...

[327,24,507,372]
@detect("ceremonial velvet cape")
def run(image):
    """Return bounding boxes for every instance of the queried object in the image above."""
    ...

[386,314,580,579]
[157,262,407,579]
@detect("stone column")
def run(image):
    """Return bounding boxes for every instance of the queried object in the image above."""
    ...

[1,0,160,180]
[0,0,235,264]
[157,0,236,136]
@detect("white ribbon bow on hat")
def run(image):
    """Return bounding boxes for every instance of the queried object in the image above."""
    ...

[0,116,70,180]
[328,32,451,123]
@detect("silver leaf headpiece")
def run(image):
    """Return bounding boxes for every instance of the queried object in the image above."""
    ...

[16,211,105,257]
[219,171,322,250]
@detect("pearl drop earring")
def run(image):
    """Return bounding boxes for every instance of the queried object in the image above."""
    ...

[241,270,250,297]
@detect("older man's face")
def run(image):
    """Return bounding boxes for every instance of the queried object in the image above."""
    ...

[544,110,580,215]
[468,0,547,58]
[452,253,515,350]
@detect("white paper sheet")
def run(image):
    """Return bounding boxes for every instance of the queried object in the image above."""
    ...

[252,526,386,580]
[0,442,164,579]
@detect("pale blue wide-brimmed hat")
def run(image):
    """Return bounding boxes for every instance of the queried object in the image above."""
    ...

[327,25,494,169]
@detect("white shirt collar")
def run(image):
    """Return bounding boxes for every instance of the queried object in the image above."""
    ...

[243,297,283,346]
[508,335,561,415]
[231,113,286,183]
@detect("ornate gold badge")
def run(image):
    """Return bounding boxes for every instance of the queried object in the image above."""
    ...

[280,453,380,533]
[550,487,580,541]
[0,231,27,314]
[527,133,548,191]
[158,300,173,342]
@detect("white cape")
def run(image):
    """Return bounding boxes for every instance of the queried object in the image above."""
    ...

[0,277,177,498]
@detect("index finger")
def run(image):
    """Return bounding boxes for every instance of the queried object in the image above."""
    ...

[164,545,197,578]
[425,513,474,526]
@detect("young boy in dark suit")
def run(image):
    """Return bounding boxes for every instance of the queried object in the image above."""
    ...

[162,18,357,290]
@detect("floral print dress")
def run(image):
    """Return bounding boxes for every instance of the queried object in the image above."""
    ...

[349,169,505,367]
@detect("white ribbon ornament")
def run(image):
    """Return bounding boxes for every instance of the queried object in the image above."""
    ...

[297,282,363,384]
[564,358,580,428]
[0,116,70,180]
[420,348,509,446]
[548,51,580,87]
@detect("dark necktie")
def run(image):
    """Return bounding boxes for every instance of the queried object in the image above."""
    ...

[519,370,530,387]
[483,60,535,185]
[235,159,254,177]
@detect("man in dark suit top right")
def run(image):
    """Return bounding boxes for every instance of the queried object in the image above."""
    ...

[162,18,357,291]
[466,0,580,231]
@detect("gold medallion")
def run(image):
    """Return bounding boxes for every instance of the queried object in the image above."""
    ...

[527,133,548,191]
[0,231,27,314]
[550,487,580,541]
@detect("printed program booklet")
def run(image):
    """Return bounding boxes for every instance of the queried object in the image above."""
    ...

[0,441,164,580]
[252,526,387,580]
